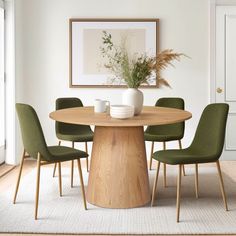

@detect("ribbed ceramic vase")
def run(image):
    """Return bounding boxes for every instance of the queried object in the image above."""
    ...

[122,88,143,115]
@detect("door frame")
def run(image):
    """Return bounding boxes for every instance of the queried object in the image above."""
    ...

[210,0,236,103]
[210,0,236,160]
[0,0,5,164]
[4,0,16,165]
[0,1,3,9]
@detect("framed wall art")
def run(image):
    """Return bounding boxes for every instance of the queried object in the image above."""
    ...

[69,18,159,88]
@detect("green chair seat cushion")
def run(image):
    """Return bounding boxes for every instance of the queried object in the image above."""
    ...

[144,132,183,142]
[47,146,88,162]
[16,103,89,162]
[144,98,185,142]
[152,103,229,166]
[56,130,94,142]
[153,148,219,165]
[55,98,94,143]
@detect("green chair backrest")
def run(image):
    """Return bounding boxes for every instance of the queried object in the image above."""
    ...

[16,103,50,160]
[190,103,229,159]
[55,97,92,137]
[145,97,185,138]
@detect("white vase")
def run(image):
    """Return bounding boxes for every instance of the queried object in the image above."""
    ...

[122,88,143,115]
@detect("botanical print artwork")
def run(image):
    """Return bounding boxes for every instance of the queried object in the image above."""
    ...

[70,19,158,87]
[83,29,146,75]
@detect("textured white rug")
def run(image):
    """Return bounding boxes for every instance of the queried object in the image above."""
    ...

[0,165,236,234]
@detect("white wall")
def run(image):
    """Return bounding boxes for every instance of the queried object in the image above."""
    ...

[5,0,16,164]
[14,0,209,163]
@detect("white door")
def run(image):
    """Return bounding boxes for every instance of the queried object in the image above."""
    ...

[216,6,236,160]
[0,5,5,164]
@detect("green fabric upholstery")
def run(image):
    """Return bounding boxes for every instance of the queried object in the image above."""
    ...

[153,103,229,165]
[16,103,88,162]
[144,98,185,142]
[48,146,87,162]
[55,97,93,142]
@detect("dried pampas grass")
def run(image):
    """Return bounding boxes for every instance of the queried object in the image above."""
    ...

[155,49,187,88]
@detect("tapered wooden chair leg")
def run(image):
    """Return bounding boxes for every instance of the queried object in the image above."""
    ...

[151,161,161,206]
[53,141,60,177]
[195,164,199,198]
[13,150,26,204]
[182,166,186,176]
[163,142,167,187]
[35,153,41,220]
[216,161,228,211]
[58,162,62,197]
[77,159,87,210]
[163,163,167,187]
[71,160,74,187]
[71,142,74,187]
[176,164,182,223]
[52,163,57,177]
[85,142,89,172]
[178,140,186,176]
[149,141,154,170]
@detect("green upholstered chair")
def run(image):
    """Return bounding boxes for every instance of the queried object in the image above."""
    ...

[52,97,94,187]
[151,103,229,222]
[144,97,185,187]
[14,103,88,220]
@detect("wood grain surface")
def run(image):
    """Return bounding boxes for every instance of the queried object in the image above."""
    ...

[49,106,192,127]
[49,106,191,209]
[87,126,150,208]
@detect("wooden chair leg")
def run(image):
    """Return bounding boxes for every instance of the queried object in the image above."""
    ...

[77,159,87,210]
[195,164,199,198]
[71,142,74,187]
[178,140,182,149]
[35,153,41,220]
[71,160,74,187]
[149,141,154,170]
[216,161,228,211]
[13,150,26,204]
[163,163,167,187]
[182,165,186,176]
[163,142,167,187]
[176,164,182,223]
[85,142,89,172]
[151,161,161,206]
[53,141,61,177]
[58,162,62,197]
[178,140,186,176]
[52,163,57,177]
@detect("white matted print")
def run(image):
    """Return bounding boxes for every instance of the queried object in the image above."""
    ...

[69,19,159,88]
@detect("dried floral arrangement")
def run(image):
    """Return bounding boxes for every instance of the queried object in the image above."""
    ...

[100,31,186,88]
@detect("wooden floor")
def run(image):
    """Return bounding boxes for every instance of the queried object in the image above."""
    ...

[5,234,223,236]
[0,160,236,236]
[0,163,15,178]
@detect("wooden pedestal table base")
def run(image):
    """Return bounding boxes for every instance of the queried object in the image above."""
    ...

[87,126,150,208]
[49,106,192,209]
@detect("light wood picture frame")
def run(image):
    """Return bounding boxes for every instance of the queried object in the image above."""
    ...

[69,18,159,88]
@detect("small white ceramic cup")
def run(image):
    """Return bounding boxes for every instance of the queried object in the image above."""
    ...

[94,99,110,113]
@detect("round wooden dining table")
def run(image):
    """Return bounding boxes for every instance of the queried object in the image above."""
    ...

[50,106,192,209]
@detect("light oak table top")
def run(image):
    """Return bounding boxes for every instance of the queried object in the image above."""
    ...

[49,106,192,127]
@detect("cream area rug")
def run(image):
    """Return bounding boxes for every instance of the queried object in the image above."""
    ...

[0,165,236,234]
